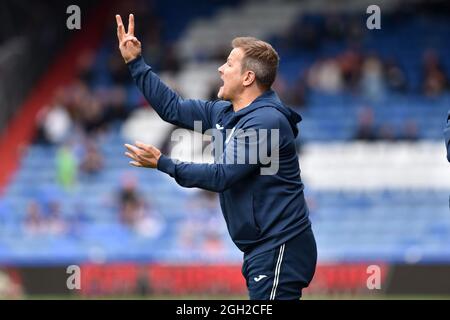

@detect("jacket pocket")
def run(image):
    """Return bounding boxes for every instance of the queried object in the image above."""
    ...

[228,194,260,241]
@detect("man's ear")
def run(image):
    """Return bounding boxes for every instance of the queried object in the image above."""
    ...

[243,71,256,87]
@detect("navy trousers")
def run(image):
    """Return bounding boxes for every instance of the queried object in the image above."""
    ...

[242,227,317,300]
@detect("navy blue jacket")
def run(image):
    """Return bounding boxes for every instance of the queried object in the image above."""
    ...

[445,111,450,162]
[128,56,311,259]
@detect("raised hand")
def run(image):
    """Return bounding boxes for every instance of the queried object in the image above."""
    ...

[116,14,142,63]
[124,141,162,168]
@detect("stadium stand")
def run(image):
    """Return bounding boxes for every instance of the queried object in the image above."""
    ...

[0,0,449,296]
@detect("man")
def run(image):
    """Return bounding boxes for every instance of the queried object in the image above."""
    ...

[445,111,450,162]
[116,14,317,300]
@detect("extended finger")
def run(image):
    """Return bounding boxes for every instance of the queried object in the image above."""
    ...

[124,143,141,155]
[138,141,158,153]
[129,161,143,167]
[116,15,126,41]
[135,141,151,152]
[125,151,140,162]
[128,14,135,36]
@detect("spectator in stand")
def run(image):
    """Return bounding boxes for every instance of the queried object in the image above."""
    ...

[76,50,96,85]
[117,175,143,227]
[271,75,289,103]
[79,91,105,134]
[377,123,396,141]
[307,58,343,93]
[79,138,104,176]
[23,198,67,236]
[35,88,72,145]
[338,49,362,90]
[289,76,308,108]
[23,201,44,235]
[384,58,408,93]
[445,111,450,162]
[95,83,132,127]
[133,200,165,239]
[116,174,165,237]
[275,74,308,109]
[46,200,67,236]
[422,49,448,97]
[354,106,378,141]
[360,55,386,100]
[56,141,78,191]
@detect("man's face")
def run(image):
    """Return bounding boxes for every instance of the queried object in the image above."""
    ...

[217,48,245,100]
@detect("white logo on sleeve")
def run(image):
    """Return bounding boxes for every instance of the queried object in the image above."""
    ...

[254,275,268,282]
[216,123,224,130]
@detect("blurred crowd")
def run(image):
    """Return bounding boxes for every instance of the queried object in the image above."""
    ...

[274,48,448,103]
[353,106,419,142]
[282,13,447,95]
[23,1,189,241]
[22,7,449,244]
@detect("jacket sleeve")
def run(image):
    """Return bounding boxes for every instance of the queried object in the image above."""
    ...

[156,114,278,193]
[127,56,217,132]
[445,111,450,162]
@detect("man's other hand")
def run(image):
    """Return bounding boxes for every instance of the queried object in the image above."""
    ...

[116,14,142,63]
[124,141,162,168]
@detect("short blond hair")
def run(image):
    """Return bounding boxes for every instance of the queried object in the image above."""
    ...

[232,37,280,90]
